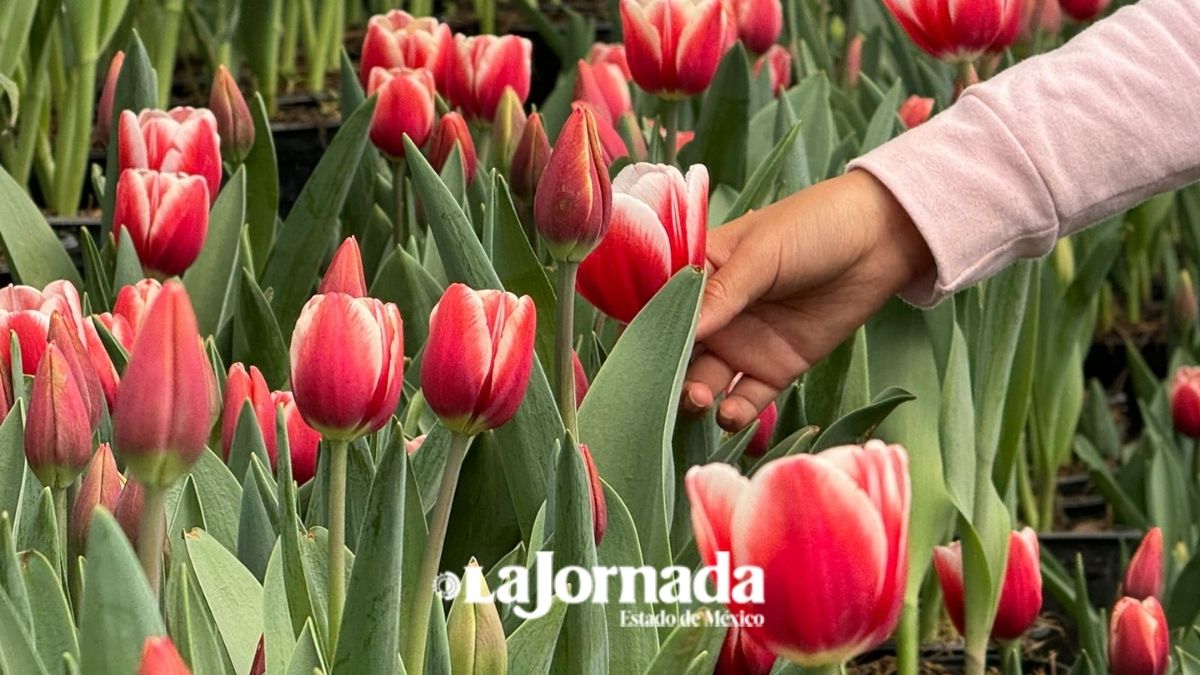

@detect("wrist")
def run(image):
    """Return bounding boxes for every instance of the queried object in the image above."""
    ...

[845,169,934,296]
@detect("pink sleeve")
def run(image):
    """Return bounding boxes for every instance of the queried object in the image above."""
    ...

[847,0,1200,306]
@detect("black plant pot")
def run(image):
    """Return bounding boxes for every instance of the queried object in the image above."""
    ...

[1040,530,1140,609]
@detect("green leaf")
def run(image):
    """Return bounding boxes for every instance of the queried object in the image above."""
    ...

[489,173,555,367]
[811,385,915,452]
[234,269,291,389]
[168,562,234,675]
[263,542,298,674]
[598,484,658,673]
[859,81,902,154]
[0,583,48,675]
[112,227,144,290]
[285,619,327,675]
[506,599,567,674]
[0,512,31,633]
[802,333,855,431]
[370,246,443,358]
[80,228,113,310]
[227,401,272,487]
[1073,436,1148,529]
[22,550,78,670]
[186,528,265,674]
[643,621,725,675]
[680,46,751,188]
[244,93,279,273]
[238,459,278,582]
[722,122,802,223]
[0,166,82,287]
[180,449,243,553]
[0,407,26,519]
[184,167,247,337]
[1166,529,1200,628]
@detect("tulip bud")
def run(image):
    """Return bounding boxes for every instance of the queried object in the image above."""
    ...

[360,11,445,86]
[437,33,532,120]
[250,636,266,675]
[421,284,536,436]
[273,390,321,484]
[844,35,863,88]
[366,66,437,160]
[114,279,164,337]
[406,434,427,455]
[221,363,275,462]
[534,105,613,262]
[1059,0,1109,22]
[84,317,122,410]
[119,108,222,204]
[572,352,590,408]
[0,280,86,376]
[620,0,730,96]
[899,96,935,129]
[113,281,219,489]
[934,527,1042,641]
[429,112,479,184]
[1171,366,1200,438]
[320,237,368,297]
[25,344,94,489]
[1108,596,1169,675]
[448,559,508,675]
[210,65,256,165]
[98,51,125,143]
[47,311,104,425]
[745,402,778,457]
[1124,527,1164,602]
[137,637,191,675]
[1173,270,1197,335]
[753,46,793,98]
[113,169,211,278]
[578,443,608,546]
[492,87,528,174]
[716,625,776,675]
[511,113,551,203]
[70,443,123,552]
[731,0,783,55]
[114,477,146,548]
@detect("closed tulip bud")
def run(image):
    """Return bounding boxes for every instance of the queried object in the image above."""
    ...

[534,105,613,262]
[578,163,708,323]
[934,527,1042,641]
[1124,528,1164,602]
[1173,270,1197,334]
[753,46,793,97]
[114,477,146,548]
[320,237,368,297]
[491,87,528,174]
[436,33,532,120]
[687,442,909,664]
[1059,0,1109,22]
[209,65,255,164]
[732,0,783,54]
[113,281,218,489]
[367,67,437,160]
[882,0,1021,62]
[0,280,86,376]
[716,625,776,675]
[250,637,266,675]
[137,637,191,675]
[422,284,536,436]
[47,311,104,425]
[899,96,935,129]
[405,434,427,455]
[360,11,445,86]
[573,352,590,407]
[221,363,274,462]
[113,169,210,278]
[1021,0,1062,39]
[70,443,123,552]
[119,108,222,204]
[588,43,632,80]
[1171,366,1200,438]
[114,279,164,337]
[98,51,125,142]
[845,35,863,88]
[290,293,404,441]
[1108,597,1169,675]
[745,402,778,457]
[273,390,321,484]
[577,443,608,545]
[448,559,508,675]
[620,0,730,97]
[84,317,122,410]
[25,344,94,488]
[430,112,479,184]
[511,113,551,203]
[576,60,634,123]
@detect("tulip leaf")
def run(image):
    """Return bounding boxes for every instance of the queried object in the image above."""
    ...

[506,599,568,673]
[182,449,243,553]
[772,92,811,195]
[228,400,272,487]
[643,621,725,675]
[238,460,278,582]
[92,320,129,373]
[0,583,48,675]
[443,433,522,573]
[1073,436,1147,529]
[285,619,326,675]
[263,542,298,674]
[80,228,113,311]
[24,489,59,575]
[244,93,279,273]
[723,121,802,223]
[166,562,234,675]
[811,385,915,452]
[0,166,82,288]
[749,75,836,182]
[0,513,29,631]
[488,173,556,367]
[79,511,165,675]
[370,246,443,359]
[186,528,265,674]
[0,407,26,521]
[859,81,902,154]
[337,50,383,251]
[112,227,144,290]
[234,269,291,390]
[803,334,856,432]
[597,483,659,673]
[185,166,247,337]
[680,45,751,189]
[23,550,78,670]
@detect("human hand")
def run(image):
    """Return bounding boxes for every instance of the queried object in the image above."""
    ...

[683,169,935,431]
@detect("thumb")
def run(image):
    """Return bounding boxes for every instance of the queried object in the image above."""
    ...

[695,241,775,340]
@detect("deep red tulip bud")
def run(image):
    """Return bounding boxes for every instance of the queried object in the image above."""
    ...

[429,112,479,184]
[731,0,783,54]
[221,363,274,462]
[1059,0,1109,22]
[754,46,793,97]
[48,311,104,425]
[0,281,85,376]
[113,281,218,489]
[620,0,730,97]
[367,67,437,160]
[1171,366,1200,437]
[492,88,528,174]
[70,443,123,551]
[883,0,1021,61]
[579,443,608,545]
[436,33,532,120]
[114,169,210,277]
[119,108,222,204]
[511,113,551,203]
[98,51,125,142]
[320,237,368,297]
[577,163,708,323]
[406,434,427,455]
[1124,528,1164,602]
[934,527,1042,641]
[84,317,122,410]
[210,65,256,164]
[290,293,404,441]
[576,60,633,123]
[114,477,145,548]
[359,11,446,86]
[716,625,776,675]
[25,343,94,488]
[250,636,266,675]
[534,105,613,262]
[1109,597,1169,675]
[745,402,778,457]
[573,352,589,408]
[137,637,192,675]
[899,96,935,129]
[114,279,164,337]
[421,284,536,436]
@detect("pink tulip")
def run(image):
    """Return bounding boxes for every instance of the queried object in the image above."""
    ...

[511,112,551,204]
[754,45,793,97]
[579,443,608,545]
[113,169,211,277]
[845,35,863,88]
[114,477,146,548]
[934,527,1042,641]
[534,105,613,262]
[98,51,125,141]
[421,284,536,436]
[210,65,255,164]
[588,44,632,80]
[137,637,192,675]
[620,0,730,96]
[70,443,123,551]
[118,108,222,204]
[222,363,274,461]
[1021,0,1062,39]
[0,281,85,376]
[882,0,1022,62]
[730,0,783,54]
[360,10,447,86]
[576,59,633,123]
[716,625,776,675]
[113,279,164,338]
[745,401,778,457]
[429,112,479,183]
[899,95,935,129]
[687,441,910,665]
[273,390,321,483]
[1171,366,1200,437]
[1109,597,1169,675]
[1059,0,1109,22]
[577,163,707,323]
[47,311,104,426]
[367,67,437,160]
[436,33,533,121]
[25,343,94,488]
[1124,528,1164,602]
[113,281,218,488]
[320,237,368,297]
[290,293,404,441]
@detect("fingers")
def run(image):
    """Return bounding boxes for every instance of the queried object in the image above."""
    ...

[718,375,779,432]
[696,241,777,341]
[682,352,738,415]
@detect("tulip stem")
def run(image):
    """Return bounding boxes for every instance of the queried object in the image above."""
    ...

[393,159,409,249]
[327,439,349,655]
[53,487,67,578]
[137,483,166,599]
[404,431,472,675]
[662,99,680,166]
[1001,640,1023,675]
[554,262,580,438]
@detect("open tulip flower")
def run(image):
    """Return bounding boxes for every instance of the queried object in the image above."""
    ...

[118,108,222,204]
[934,527,1043,641]
[620,0,730,97]
[882,0,1022,62]
[359,10,446,86]
[113,169,211,278]
[436,33,533,121]
[0,280,85,376]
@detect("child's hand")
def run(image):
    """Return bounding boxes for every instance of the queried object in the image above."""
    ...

[683,170,935,431]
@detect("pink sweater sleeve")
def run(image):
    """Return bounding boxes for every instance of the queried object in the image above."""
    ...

[847,0,1200,306]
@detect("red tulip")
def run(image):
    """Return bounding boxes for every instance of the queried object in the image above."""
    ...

[730,0,782,54]
[0,281,85,376]
[210,65,255,164]
[512,112,551,203]
[620,0,730,97]
[137,637,191,675]
[534,105,613,262]
[118,108,222,204]
[290,293,404,441]
[366,67,437,160]
[113,279,164,338]
[250,637,266,675]
[577,163,708,323]
[1108,597,1169,675]
[221,363,274,461]
[70,443,123,551]
[576,101,630,165]
[47,311,104,426]
[114,477,145,548]
[421,284,536,436]
[360,10,446,86]
[113,169,211,277]
[491,87,528,174]
[429,112,479,183]
[934,527,1042,641]
[745,402,778,457]
[273,390,321,484]
[98,51,125,142]
[576,60,633,123]
[579,443,608,545]
[588,43,632,80]
[436,33,533,120]
[882,0,1021,62]
[320,237,368,297]
[686,442,910,664]
[113,281,218,488]
[1124,528,1164,602]
[899,96,935,129]
[754,45,793,97]
[573,352,589,407]
[1059,0,1109,22]
[25,343,94,488]
[716,625,776,675]
[1171,366,1200,437]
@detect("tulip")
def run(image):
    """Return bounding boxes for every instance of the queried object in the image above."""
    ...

[534,106,613,262]
[1124,528,1164,602]
[745,402,778,457]
[578,443,608,545]
[84,317,124,410]
[845,35,863,88]
[620,0,730,97]
[576,59,633,123]
[881,0,1022,62]
[447,560,509,675]
[118,108,222,204]
[730,0,783,54]
[0,280,85,376]
[573,352,590,407]
[221,363,275,462]
[1171,366,1200,438]
[1059,0,1109,22]
[98,51,125,142]
[0,360,12,421]
[70,443,123,552]
[366,67,437,160]
[1021,0,1062,39]
[899,95,935,129]
[577,163,708,323]
[113,169,211,278]
[429,112,479,183]
[588,43,632,80]
[113,279,164,338]
[250,637,266,675]
[1173,270,1198,335]
[421,284,536,436]
[273,390,321,484]
[47,311,104,425]
[406,434,427,455]
[491,87,528,174]
[754,45,793,97]
[436,33,533,120]
[360,11,446,86]
[137,637,191,675]
[716,625,777,675]
[114,477,145,548]
[511,113,551,204]
[210,65,255,164]
[1108,597,1169,675]
[934,527,1043,641]
[320,237,368,298]
[686,441,910,664]
[25,344,94,489]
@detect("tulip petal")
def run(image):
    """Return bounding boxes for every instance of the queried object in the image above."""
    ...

[674,0,729,95]
[621,0,667,93]
[576,193,672,323]
[685,463,749,566]
[475,294,537,431]
[421,284,492,430]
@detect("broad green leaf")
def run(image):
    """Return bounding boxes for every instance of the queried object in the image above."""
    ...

[80,228,112,310]
[506,599,567,674]
[643,621,725,675]
[802,333,855,432]
[1073,436,1148,530]
[183,449,243,553]
[1,512,32,634]
[244,93,279,272]
[0,584,47,675]
[227,401,271,486]
[859,81,902,154]
[0,166,81,287]
[285,619,326,675]
[234,269,291,389]
[811,386,915,452]
[680,46,752,188]
[185,167,246,337]
[186,528,265,674]
[598,484,658,673]
[169,563,234,675]
[443,434,522,574]
[23,551,77,671]
[489,173,555,366]
[0,407,25,519]
[1167,531,1200,628]
[722,122,802,223]
[238,460,278,582]
[370,246,443,359]
[112,227,144,290]
[263,542,298,674]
